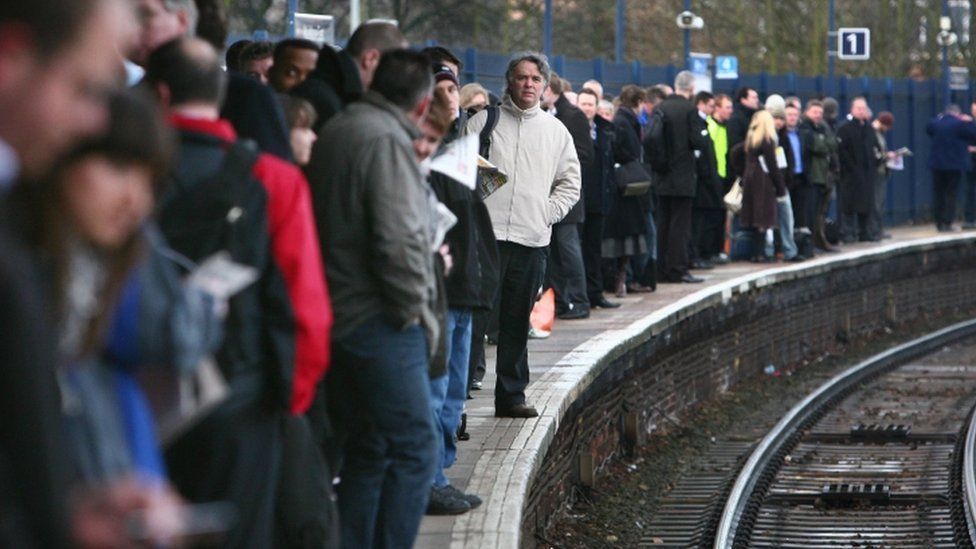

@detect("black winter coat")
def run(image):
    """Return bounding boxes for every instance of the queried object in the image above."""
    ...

[692,113,724,209]
[605,108,648,239]
[655,94,708,197]
[584,115,616,216]
[727,103,757,151]
[835,116,875,214]
[429,169,497,311]
[553,94,594,224]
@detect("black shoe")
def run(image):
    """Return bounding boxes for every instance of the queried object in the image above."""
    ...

[661,273,704,283]
[787,254,806,262]
[557,305,590,320]
[591,296,621,309]
[442,484,482,509]
[626,282,654,293]
[691,259,714,270]
[426,486,471,515]
[495,403,539,418]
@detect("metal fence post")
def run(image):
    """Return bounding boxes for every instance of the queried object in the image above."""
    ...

[632,60,642,86]
[465,47,478,85]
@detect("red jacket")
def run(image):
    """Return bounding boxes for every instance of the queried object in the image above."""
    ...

[170,116,332,414]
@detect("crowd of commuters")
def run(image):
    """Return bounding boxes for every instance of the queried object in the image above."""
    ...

[1,1,967,548]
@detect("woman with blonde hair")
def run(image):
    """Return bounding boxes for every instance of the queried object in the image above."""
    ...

[730,110,786,261]
[459,82,490,113]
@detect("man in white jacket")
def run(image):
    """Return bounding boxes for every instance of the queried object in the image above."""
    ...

[464,51,581,417]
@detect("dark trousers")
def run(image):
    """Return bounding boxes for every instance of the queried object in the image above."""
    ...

[933,169,963,228]
[165,399,282,549]
[867,172,887,239]
[813,183,833,248]
[580,213,606,303]
[656,195,693,280]
[691,207,725,261]
[275,414,339,548]
[965,170,976,224]
[468,308,489,389]
[791,178,818,230]
[547,223,589,313]
[327,316,436,549]
[494,241,547,409]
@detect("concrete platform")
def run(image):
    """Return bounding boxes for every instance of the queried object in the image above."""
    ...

[416,225,975,549]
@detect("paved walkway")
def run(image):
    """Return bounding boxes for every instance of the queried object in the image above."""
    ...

[416,225,957,548]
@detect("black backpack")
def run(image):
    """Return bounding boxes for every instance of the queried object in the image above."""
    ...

[157,135,294,411]
[157,137,262,261]
[643,108,670,174]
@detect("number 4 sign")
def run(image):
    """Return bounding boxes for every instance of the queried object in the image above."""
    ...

[838,27,870,61]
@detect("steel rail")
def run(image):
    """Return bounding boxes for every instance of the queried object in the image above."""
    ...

[713,318,976,549]
[964,391,976,541]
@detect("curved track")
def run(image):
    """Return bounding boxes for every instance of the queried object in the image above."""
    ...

[713,319,976,548]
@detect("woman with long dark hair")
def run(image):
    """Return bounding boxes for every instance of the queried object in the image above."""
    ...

[11,90,221,543]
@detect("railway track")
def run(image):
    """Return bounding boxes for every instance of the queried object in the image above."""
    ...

[641,320,976,547]
[710,319,976,548]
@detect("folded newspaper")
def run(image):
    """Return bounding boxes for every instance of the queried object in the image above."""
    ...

[477,155,508,200]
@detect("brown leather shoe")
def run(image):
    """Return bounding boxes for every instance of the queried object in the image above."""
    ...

[494,403,539,418]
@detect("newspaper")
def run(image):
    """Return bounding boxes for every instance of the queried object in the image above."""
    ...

[886,147,913,171]
[430,134,478,190]
[476,155,509,200]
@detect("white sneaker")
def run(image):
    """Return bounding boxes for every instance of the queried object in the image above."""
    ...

[528,327,551,339]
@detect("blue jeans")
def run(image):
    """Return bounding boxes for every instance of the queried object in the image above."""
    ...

[428,308,473,488]
[329,315,437,549]
[777,193,798,259]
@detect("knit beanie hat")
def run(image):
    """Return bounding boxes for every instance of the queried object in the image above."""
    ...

[432,63,459,87]
[764,94,786,119]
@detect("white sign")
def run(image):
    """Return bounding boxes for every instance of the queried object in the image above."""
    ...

[950,66,970,91]
[295,13,335,46]
[715,55,738,79]
[430,134,479,190]
[838,27,870,60]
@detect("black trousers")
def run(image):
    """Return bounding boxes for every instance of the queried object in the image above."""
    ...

[791,177,817,230]
[691,207,725,261]
[580,213,606,303]
[656,195,693,280]
[468,308,490,389]
[547,223,589,312]
[933,169,962,228]
[166,399,282,549]
[494,241,547,409]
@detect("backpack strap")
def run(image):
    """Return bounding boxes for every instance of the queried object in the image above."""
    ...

[479,106,500,160]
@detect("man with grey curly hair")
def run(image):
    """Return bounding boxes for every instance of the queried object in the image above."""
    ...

[131,0,198,66]
[464,50,581,418]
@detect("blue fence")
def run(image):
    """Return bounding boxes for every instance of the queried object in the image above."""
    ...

[457,48,976,226]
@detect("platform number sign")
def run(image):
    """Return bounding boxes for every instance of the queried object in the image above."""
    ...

[838,27,870,61]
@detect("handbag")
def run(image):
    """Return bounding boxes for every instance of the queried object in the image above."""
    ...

[723,177,743,213]
[614,160,652,197]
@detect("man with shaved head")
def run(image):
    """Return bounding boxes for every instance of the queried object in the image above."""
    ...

[346,20,410,91]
